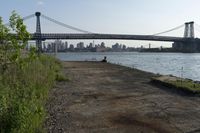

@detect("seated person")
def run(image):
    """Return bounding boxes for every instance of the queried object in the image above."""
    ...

[101,56,107,62]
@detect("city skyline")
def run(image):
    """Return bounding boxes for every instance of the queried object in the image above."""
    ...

[33,40,151,53]
[28,40,163,49]
[1,0,200,47]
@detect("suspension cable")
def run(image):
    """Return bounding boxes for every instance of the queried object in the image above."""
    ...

[22,14,35,21]
[41,14,93,34]
[152,24,184,36]
[4,14,35,26]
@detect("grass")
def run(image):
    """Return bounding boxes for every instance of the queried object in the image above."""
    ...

[0,55,62,133]
[167,80,200,93]
[56,72,70,82]
[152,76,200,94]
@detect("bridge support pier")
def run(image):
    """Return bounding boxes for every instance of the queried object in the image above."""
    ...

[172,40,200,53]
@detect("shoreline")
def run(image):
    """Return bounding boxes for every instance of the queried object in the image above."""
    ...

[45,61,200,133]
[55,52,200,82]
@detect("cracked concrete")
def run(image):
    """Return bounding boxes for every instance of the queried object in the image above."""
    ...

[45,61,200,133]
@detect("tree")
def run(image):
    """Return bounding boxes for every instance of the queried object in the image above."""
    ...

[0,11,30,73]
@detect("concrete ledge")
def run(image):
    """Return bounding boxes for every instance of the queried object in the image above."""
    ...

[151,75,200,94]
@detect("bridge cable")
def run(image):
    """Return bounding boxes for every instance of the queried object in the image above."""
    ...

[4,14,35,26]
[41,14,93,34]
[22,14,35,21]
[152,24,184,36]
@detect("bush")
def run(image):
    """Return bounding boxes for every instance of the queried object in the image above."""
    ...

[0,11,62,132]
[0,55,60,132]
[56,73,70,82]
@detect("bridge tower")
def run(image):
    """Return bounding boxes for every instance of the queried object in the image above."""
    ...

[184,21,194,38]
[35,12,42,53]
[173,21,198,52]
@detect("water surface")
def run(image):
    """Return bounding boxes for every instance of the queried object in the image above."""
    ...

[56,52,200,81]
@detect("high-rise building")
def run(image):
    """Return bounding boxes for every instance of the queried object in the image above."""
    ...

[89,42,94,48]
[112,43,120,49]
[122,45,126,50]
[100,42,105,48]
[54,40,62,51]
[69,44,74,50]
[77,42,84,49]
[65,41,68,50]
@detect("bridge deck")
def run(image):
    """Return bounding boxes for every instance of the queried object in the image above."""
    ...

[31,33,195,42]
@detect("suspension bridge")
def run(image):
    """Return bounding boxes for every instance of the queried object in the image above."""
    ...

[13,12,200,52]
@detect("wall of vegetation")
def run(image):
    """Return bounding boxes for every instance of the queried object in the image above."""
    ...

[0,11,60,132]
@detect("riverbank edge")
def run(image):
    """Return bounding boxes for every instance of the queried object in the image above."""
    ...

[85,61,200,95]
[151,77,200,95]
[106,61,200,95]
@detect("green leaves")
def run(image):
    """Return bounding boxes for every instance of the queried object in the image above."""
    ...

[0,11,31,73]
[0,12,57,133]
[0,55,60,132]
[0,11,62,133]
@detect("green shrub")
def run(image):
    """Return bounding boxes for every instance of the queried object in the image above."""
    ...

[0,55,60,132]
[56,72,70,82]
[0,12,62,133]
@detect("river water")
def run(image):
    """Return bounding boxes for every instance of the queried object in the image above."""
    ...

[56,52,200,81]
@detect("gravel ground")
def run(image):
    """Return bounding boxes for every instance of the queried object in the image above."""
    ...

[45,61,200,133]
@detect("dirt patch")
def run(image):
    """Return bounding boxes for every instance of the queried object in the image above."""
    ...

[45,61,200,133]
[110,113,171,133]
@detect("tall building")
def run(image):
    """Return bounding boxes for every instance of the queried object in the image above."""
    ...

[43,42,46,51]
[54,40,62,51]
[100,42,105,48]
[122,45,126,50]
[65,41,68,50]
[69,44,74,51]
[77,42,84,49]
[89,42,94,48]
[112,43,121,51]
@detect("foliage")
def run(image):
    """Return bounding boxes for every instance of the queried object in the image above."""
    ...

[56,72,70,82]
[0,11,60,132]
[167,80,200,92]
[0,11,30,72]
[152,76,200,93]
[0,55,59,132]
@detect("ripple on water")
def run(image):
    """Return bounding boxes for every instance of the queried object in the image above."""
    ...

[57,52,200,81]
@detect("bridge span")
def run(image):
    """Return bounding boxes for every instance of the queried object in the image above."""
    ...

[31,33,194,42]
[19,12,200,52]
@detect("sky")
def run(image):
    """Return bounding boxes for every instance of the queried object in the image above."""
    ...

[1,0,200,47]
